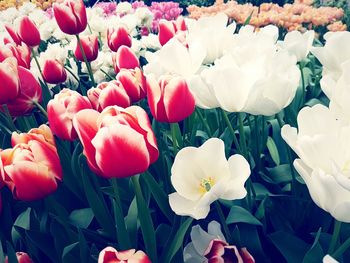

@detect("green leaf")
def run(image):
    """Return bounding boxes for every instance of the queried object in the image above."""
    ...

[302,228,324,263]
[269,231,309,263]
[25,230,58,263]
[160,217,193,263]
[12,208,31,244]
[226,206,262,226]
[62,242,79,263]
[266,136,280,165]
[125,197,138,247]
[6,242,18,263]
[69,208,94,229]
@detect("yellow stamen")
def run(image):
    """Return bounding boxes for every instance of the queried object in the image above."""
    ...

[199,177,215,194]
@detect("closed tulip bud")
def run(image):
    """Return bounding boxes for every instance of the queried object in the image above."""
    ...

[53,0,87,35]
[47,88,92,141]
[74,35,99,62]
[98,247,151,263]
[146,75,195,123]
[158,17,187,46]
[7,43,31,69]
[5,25,21,45]
[107,26,132,52]
[117,68,146,103]
[87,81,131,112]
[7,66,42,117]
[73,106,159,178]
[42,59,67,84]
[18,16,41,47]
[1,125,62,201]
[112,46,139,74]
[5,252,33,263]
[0,57,20,105]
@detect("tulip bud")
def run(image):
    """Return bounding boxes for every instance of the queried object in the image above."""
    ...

[47,88,92,141]
[7,43,31,69]
[1,125,63,201]
[98,247,151,263]
[158,17,187,46]
[5,25,21,45]
[112,46,139,74]
[107,26,132,52]
[42,59,67,84]
[87,81,131,112]
[53,0,87,35]
[7,66,42,117]
[73,106,159,178]
[18,16,41,47]
[74,35,99,62]
[0,57,20,105]
[146,75,195,123]
[117,68,146,103]
[5,252,33,263]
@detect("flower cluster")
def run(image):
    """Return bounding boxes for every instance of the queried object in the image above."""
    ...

[187,0,346,32]
[0,0,54,11]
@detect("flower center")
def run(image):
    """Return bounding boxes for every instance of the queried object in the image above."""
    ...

[199,177,215,194]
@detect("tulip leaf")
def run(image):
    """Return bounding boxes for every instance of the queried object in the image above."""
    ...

[62,242,79,263]
[69,208,94,229]
[125,197,138,247]
[226,206,263,226]
[6,242,18,263]
[25,230,59,263]
[302,228,324,263]
[12,208,31,244]
[266,136,280,166]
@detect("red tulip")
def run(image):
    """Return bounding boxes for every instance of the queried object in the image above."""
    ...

[18,16,41,47]
[107,26,132,52]
[47,88,92,141]
[42,59,67,84]
[74,35,99,62]
[73,106,159,178]
[204,240,255,263]
[158,17,187,46]
[0,46,13,62]
[146,74,195,123]
[7,43,31,69]
[117,67,146,103]
[0,57,20,105]
[5,252,33,263]
[87,80,130,112]
[112,46,139,74]
[7,66,42,117]
[53,0,87,35]
[98,247,151,263]
[1,125,62,201]
[5,25,21,45]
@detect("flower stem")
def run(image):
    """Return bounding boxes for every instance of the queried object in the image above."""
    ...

[75,34,96,87]
[100,68,115,80]
[196,108,211,136]
[329,220,342,254]
[32,100,48,118]
[221,109,241,153]
[238,113,248,159]
[1,104,16,132]
[299,63,306,109]
[215,201,232,243]
[31,47,50,90]
[111,178,131,250]
[170,123,179,155]
[332,234,350,259]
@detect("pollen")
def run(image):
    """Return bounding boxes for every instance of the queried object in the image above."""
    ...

[199,177,215,194]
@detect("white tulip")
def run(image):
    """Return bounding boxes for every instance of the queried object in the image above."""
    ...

[168,138,250,220]
[323,255,339,263]
[282,104,350,223]
[278,30,315,62]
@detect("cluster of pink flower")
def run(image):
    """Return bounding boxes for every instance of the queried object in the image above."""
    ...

[94,2,117,15]
[187,0,346,31]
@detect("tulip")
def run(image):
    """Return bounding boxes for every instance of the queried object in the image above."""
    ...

[113,46,139,74]
[169,138,250,219]
[0,57,20,105]
[87,81,131,112]
[7,66,42,117]
[18,16,41,47]
[7,43,31,69]
[47,88,92,141]
[0,46,13,62]
[42,59,67,84]
[5,25,21,45]
[117,67,146,103]
[74,35,99,62]
[323,255,339,263]
[281,104,350,223]
[5,252,33,263]
[53,0,87,35]
[146,74,195,123]
[107,26,132,52]
[73,106,159,178]
[1,125,62,201]
[98,247,151,263]
[158,17,187,46]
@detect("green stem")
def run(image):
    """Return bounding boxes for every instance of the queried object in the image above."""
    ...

[299,63,306,109]
[215,201,232,243]
[64,65,80,83]
[170,123,178,155]
[238,113,248,158]
[221,109,241,153]
[131,175,158,263]
[31,47,50,90]
[2,105,16,131]
[100,68,115,81]
[75,34,96,87]
[111,178,131,250]
[196,108,211,136]
[32,100,48,118]
[329,220,342,254]
[64,65,87,95]
[332,235,350,259]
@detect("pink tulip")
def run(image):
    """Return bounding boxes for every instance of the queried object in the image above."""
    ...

[117,67,146,103]
[7,43,31,69]
[4,25,21,45]
[5,252,33,263]
[158,17,186,46]
[47,88,92,141]
[74,35,99,62]
[73,106,159,178]
[98,246,151,263]
[0,57,20,105]
[107,26,132,52]
[42,59,67,84]
[18,16,41,47]
[112,46,139,74]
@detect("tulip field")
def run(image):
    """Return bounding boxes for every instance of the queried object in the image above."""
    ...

[1,0,350,262]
